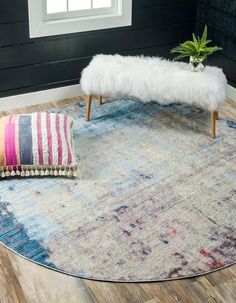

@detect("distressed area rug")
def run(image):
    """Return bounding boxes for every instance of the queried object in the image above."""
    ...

[0,99,236,282]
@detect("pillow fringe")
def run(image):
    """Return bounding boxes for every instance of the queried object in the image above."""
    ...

[0,165,78,179]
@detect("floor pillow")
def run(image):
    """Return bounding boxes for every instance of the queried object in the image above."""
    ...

[0,112,77,178]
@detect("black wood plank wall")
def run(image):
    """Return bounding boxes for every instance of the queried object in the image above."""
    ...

[195,0,236,87]
[0,0,196,97]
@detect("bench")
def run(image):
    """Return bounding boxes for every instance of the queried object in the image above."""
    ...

[81,54,227,138]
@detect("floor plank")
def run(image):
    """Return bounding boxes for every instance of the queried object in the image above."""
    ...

[0,98,236,303]
[186,277,227,303]
[0,247,27,303]
[0,246,97,303]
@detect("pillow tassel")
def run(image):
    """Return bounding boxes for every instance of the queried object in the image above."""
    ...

[59,166,63,176]
[10,169,16,177]
[54,168,59,176]
[16,167,21,176]
[30,168,35,176]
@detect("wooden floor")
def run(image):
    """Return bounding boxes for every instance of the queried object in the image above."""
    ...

[0,98,236,303]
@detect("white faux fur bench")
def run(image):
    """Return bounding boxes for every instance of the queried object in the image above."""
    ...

[81,54,227,138]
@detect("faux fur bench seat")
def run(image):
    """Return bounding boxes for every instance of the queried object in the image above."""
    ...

[81,54,227,138]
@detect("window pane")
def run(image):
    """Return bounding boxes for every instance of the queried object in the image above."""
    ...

[93,0,112,8]
[69,0,91,11]
[47,0,67,13]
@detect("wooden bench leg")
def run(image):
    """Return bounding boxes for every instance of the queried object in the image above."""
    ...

[86,95,92,121]
[211,111,218,138]
[98,95,102,106]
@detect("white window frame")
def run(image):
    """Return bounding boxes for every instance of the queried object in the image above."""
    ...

[28,0,132,38]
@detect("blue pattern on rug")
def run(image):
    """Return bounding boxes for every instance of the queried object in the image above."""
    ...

[227,120,236,129]
[0,201,55,268]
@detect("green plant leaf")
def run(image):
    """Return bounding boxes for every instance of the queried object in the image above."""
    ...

[173,54,190,61]
[180,42,197,52]
[203,39,212,46]
[205,46,223,54]
[201,25,208,43]
[170,46,186,53]
[182,41,196,48]
[192,33,198,45]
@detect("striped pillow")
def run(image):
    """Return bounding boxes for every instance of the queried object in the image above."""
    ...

[0,112,77,178]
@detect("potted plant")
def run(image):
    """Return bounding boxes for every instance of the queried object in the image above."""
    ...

[170,25,223,72]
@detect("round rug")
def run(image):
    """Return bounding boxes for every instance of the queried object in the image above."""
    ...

[0,99,236,282]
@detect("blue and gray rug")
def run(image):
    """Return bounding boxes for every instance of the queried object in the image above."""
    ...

[0,99,236,282]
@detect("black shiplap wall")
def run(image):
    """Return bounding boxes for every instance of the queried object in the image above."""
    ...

[196,0,236,87]
[0,0,196,97]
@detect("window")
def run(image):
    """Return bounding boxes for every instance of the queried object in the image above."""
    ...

[45,0,117,19]
[28,0,132,38]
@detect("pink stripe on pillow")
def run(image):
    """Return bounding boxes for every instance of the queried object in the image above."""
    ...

[37,112,44,165]
[5,115,18,166]
[46,113,53,165]
[0,116,8,166]
[15,115,20,165]
[56,114,62,165]
[64,116,72,165]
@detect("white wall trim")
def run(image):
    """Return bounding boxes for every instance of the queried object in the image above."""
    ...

[0,83,235,112]
[227,84,236,103]
[0,84,83,112]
